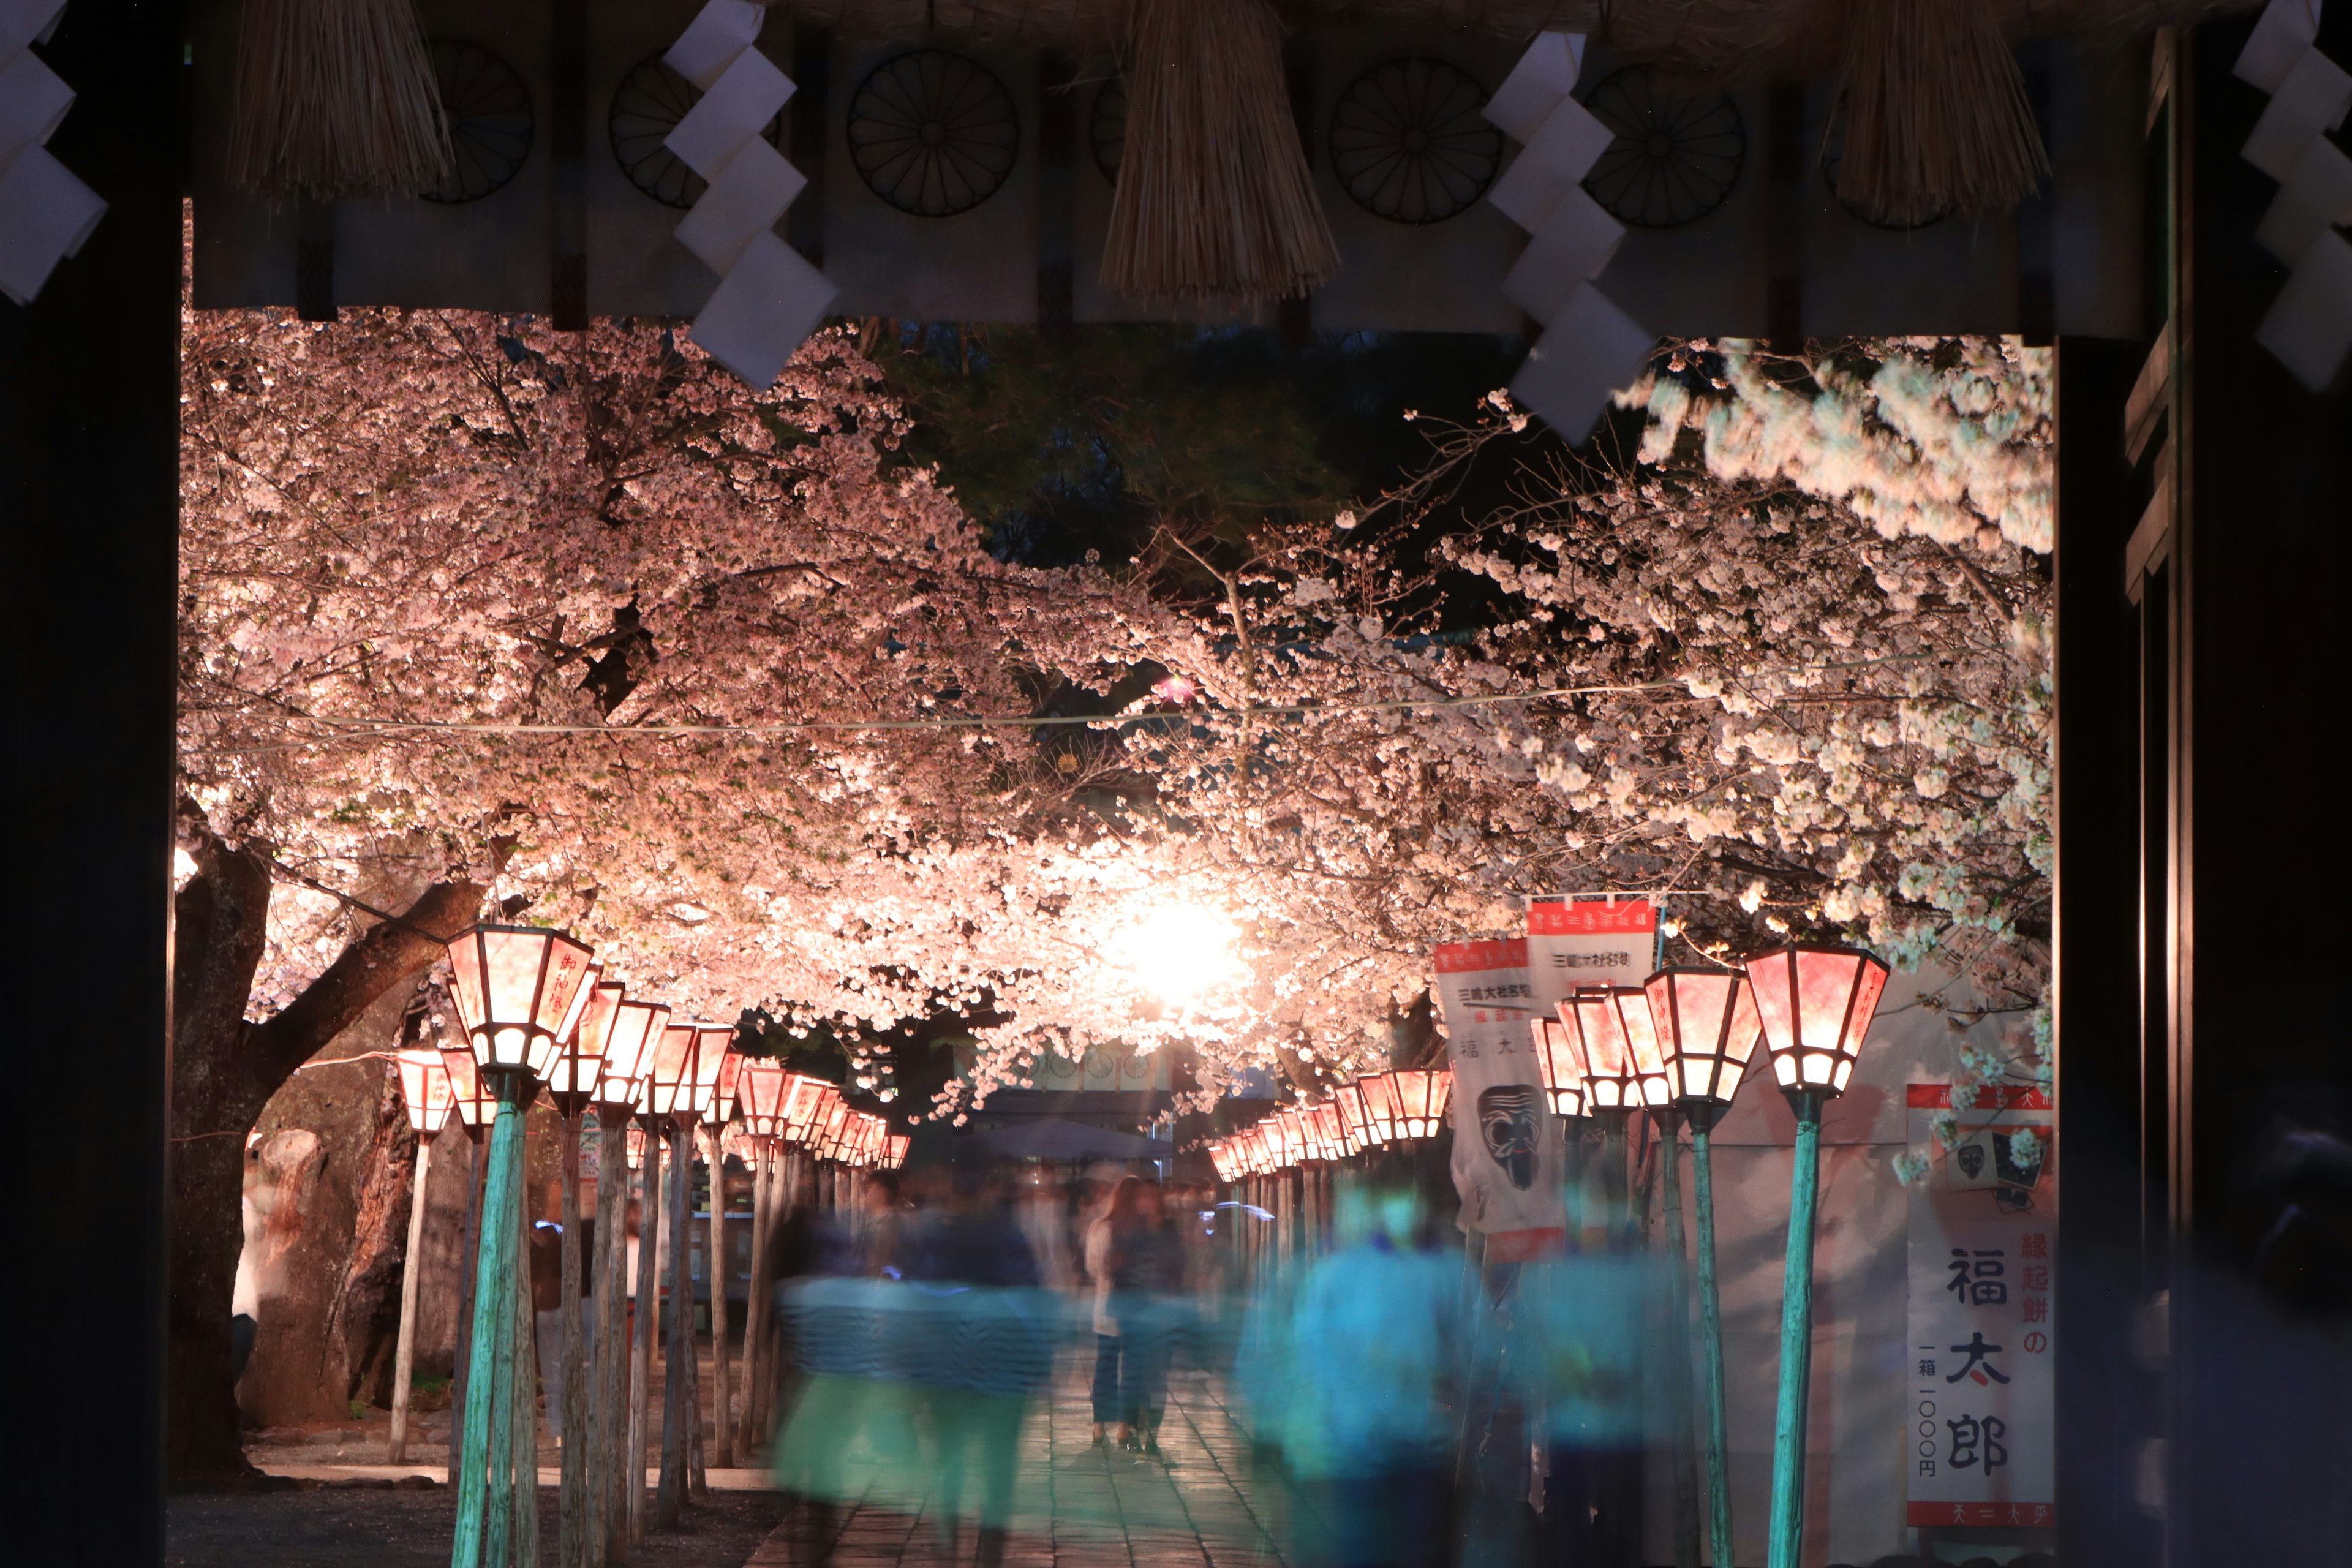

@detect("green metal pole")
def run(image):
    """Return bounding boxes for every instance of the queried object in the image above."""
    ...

[1688,1108,1735,1568]
[1601,1110,1632,1243]
[452,1083,526,1568]
[1656,1109,1702,1568]
[1765,1090,1826,1568]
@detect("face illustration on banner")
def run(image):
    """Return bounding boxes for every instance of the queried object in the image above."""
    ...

[1479,1084,1544,1189]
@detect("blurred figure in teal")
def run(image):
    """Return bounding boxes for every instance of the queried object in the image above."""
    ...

[1250,1180,1468,1568]
[904,1163,1054,1568]
[1510,1246,1654,1568]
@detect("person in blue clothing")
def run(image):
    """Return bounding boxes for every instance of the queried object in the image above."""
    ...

[903,1163,1052,1568]
[1256,1180,1468,1568]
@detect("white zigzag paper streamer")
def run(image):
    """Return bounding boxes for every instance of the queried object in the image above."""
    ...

[2239,0,2352,388]
[664,0,837,390]
[1481,32,1652,443]
[0,0,105,306]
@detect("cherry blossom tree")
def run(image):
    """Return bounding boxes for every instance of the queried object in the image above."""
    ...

[960,336,2056,1106]
[170,307,2054,1466]
[172,304,1121,1471]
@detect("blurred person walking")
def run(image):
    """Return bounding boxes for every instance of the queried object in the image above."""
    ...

[906,1164,1052,1568]
[1087,1175,1183,1456]
[1260,1182,1467,1568]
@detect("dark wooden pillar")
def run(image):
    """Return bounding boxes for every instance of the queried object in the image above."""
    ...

[0,0,184,1558]
[2163,12,2352,1563]
[2051,333,2159,1568]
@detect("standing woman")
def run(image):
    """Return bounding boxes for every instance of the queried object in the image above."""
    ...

[1084,1177,1134,1449]
[1110,1178,1182,1457]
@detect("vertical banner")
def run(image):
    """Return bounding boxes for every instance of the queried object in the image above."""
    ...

[1437,937,1566,1261]
[1523,895,1660,1020]
[1905,1085,2057,1528]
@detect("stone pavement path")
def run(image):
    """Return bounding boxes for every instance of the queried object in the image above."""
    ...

[747,1370,1325,1568]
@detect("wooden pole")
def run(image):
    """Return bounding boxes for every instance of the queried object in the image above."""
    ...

[736,1142,771,1455]
[592,1109,630,1562]
[686,1130,709,1499]
[389,1131,435,1465]
[655,1120,690,1526]
[700,1125,735,1470]
[448,1136,486,1487]
[627,1123,659,1545]
[450,1093,522,1568]
[559,1114,587,1568]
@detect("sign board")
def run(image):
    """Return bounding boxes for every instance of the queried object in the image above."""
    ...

[1436,937,1566,1261]
[1523,895,1660,1020]
[1905,1084,2057,1528]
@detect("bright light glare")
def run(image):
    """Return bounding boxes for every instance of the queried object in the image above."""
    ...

[1118,903,1243,1002]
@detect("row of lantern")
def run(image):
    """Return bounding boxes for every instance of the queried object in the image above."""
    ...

[1540,951,1882,1118]
[392,924,908,1170]
[1204,946,1887,1178]
[1204,1067,1453,1180]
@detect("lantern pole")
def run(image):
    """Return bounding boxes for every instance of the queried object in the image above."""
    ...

[699,1123,735,1470]
[1597,1108,1634,1243]
[1687,1101,1735,1568]
[509,1141,541,1568]
[558,1111,587,1568]
[448,1133,486,1487]
[589,1106,628,1562]
[628,1120,660,1545]
[738,1139,774,1456]
[1651,1107,1702,1568]
[388,1128,436,1466]
[655,1117,693,1526]
[1766,1087,1827,1568]
[451,1076,528,1568]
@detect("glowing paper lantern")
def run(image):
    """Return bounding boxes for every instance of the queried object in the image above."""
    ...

[1333,1080,1376,1152]
[443,925,598,1079]
[712,1046,747,1125]
[395,1048,456,1139]
[544,974,616,1115]
[1645,967,1763,1107]
[1359,1072,1403,1142]
[594,996,671,1114]
[440,1047,492,1139]
[1611,984,1672,1107]
[739,1061,788,1142]
[1391,1068,1452,1138]
[1743,945,1889,1096]
[1564,987,1642,1110]
[780,1074,832,1143]
[649,1023,734,1121]
[1529,1018,1587,1117]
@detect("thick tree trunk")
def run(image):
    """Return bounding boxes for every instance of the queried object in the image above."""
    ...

[327,1062,418,1410]
[165,812,486,1482]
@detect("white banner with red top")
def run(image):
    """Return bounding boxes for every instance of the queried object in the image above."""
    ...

[1905,1083,2057,1529]
[1523,895,1659,1020]
[1437,937,1566,1261]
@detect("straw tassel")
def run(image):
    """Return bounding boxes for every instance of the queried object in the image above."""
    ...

[1101,0,1341,304]
[1830,0,2050,227]
[228,0,453,202]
